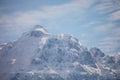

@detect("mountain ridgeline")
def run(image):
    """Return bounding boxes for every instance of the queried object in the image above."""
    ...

[0,25,120,80]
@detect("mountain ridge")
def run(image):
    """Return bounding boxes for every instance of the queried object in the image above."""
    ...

[0,25,120,80]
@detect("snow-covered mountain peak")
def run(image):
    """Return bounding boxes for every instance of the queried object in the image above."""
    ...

[30,25,48,37]
[21,25,48,38]
[0,25,120,80]
[33,25,48,33]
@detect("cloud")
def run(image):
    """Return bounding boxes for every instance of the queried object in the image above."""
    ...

[93,0,120,15]
[0,0,95,27]
[0,0,96,39]
[108,10,120,21]
[95,23,120,54]
[94,23,115,32]
[93,0,120,23]
[91,0,120,54]
[98,36,120,54]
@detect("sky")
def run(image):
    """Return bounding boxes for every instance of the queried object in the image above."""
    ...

[0,0,120,55]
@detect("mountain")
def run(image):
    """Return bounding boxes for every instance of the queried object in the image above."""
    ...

[0,25,120,80]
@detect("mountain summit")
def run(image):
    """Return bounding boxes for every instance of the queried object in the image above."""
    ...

[0,26,120,80]
[32,25,48,34]
[27,25,48,37]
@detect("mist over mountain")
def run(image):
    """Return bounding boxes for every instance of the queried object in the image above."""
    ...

[0,25,120,80]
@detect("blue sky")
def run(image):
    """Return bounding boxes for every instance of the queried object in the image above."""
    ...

[0,0,120,55]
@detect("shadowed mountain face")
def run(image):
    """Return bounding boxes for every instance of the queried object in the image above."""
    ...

[0,25,120,80]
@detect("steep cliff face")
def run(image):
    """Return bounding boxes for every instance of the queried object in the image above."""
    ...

[0,25,119,80]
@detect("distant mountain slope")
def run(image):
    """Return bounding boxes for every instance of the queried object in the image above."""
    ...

[0,25,120,80]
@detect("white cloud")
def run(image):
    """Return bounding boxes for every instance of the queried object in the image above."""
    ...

[108,10,120,21]
[98,36,120,54]
[96,25,120,54]
[94,23,114,32]
[93,0,120,15]
[0,0,95,27]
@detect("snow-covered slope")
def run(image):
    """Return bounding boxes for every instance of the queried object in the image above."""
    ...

[0,25,120,80]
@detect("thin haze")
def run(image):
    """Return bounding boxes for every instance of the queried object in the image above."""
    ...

[0,0,120,55]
